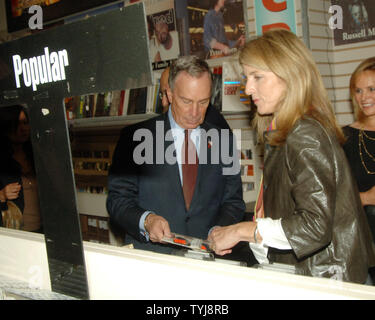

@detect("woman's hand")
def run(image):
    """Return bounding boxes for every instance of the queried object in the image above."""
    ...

[208,221,259,256]
[0,182,21,202]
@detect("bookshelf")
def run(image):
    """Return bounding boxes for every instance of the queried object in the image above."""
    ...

[70,127,119,245]
[68,113,158,131]
[80,213,110,244]
[235,128,262,207]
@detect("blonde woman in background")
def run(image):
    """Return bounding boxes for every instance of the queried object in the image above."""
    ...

[208,29,375,284]
[343,57,375,283]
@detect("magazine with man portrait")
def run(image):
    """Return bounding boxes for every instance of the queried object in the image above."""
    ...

[181,0,246,60]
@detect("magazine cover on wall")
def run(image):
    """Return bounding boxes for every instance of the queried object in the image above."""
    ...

[331,0,375,45]
[177,0,246,60]
[144,0,180,70]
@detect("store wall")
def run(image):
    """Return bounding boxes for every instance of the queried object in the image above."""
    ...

[306,1,336,112]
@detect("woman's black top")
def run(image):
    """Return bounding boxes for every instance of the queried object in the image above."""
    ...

[343,126,375,193]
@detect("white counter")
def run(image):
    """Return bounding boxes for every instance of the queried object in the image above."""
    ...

[1,227,375,300]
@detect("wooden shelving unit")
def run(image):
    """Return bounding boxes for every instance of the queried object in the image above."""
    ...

[70,127,120,245]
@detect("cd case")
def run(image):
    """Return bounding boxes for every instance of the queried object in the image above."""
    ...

[162,233,212,253]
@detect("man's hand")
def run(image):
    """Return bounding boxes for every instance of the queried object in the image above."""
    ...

[144,213,173,243]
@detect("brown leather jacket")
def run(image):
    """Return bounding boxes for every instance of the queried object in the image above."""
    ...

[264,117,375,284]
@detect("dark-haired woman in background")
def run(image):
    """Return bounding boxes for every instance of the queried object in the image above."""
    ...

[0,105,42,233]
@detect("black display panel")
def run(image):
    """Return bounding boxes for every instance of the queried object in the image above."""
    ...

[0,2,152,299]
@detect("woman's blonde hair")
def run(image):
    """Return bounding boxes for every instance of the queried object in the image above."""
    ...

[349,56,375,122]
[239,29,345,145]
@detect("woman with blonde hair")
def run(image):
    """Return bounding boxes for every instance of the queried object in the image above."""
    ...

[343,57,375,282]
[344,57,375,210]
[208,29,375,284]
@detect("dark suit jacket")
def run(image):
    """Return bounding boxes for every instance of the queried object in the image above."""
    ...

[106,112,245,254]
[205,104,231,130]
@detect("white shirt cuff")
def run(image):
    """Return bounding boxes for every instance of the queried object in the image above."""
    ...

[139,211,152,241]
[257,218,291,250]
[249,218,292,265]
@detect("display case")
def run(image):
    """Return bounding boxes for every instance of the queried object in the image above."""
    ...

[1,228,375,301]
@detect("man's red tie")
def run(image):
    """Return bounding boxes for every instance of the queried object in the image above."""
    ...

[182,129,198,210]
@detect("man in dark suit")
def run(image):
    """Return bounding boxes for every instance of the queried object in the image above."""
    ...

[106,56,245,254]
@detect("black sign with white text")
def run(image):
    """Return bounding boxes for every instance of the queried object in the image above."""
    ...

[0,3,152,300]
